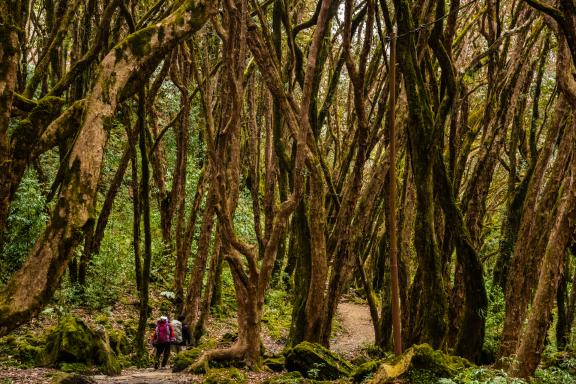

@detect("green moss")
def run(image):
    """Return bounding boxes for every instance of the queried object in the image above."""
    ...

[351,359,383,383]
[126,26,156,58]
[60,362,92,374]
[409,344,472,377]
[370,344,474,383]
[203,367,247,384]
[0,333,44,367]
[264,355,286,372]
[284,341,354,380]
[43,315,121,375]
[108,329,129,356]
[172,348,202,372]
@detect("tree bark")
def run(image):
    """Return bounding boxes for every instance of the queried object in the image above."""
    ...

[136,87,153,360]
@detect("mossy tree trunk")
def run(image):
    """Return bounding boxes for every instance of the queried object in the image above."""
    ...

[394,0,448,349]
[0,1,24,248]
[0,0,212,336]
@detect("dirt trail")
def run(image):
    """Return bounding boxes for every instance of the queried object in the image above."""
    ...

[93,369,199,383]
[331,301,375,359]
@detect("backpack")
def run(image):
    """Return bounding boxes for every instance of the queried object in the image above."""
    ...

[171,320,183,344]
[155,319,172,343]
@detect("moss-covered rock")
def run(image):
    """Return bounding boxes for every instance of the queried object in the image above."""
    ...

[172,348,202,372]
[351,359,383,383]
[284,341,355,380]
[43,315,121,375]
[409,344,472,376]
[368,344,474,384]
[264,355,286,372]
[203,367,247,384]
[108,328,129,356]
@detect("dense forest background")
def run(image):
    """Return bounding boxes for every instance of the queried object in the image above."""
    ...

[1,0,576,382]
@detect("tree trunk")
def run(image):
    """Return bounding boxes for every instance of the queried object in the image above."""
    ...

[79,145,131,285]
[192,232,222,344]
[394,0,449,348]
[136,87,153,361]
[0,18,20,247]
[556,260,569,351]
[183,190,216,327]
[287,202,313,346]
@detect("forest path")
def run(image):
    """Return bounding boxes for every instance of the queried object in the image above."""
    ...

[332,300,375,359]
[91,301,374,383]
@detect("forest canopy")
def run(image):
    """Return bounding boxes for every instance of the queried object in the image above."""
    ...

[1,0,576,381]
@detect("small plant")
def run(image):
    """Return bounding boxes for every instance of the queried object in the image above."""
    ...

[307,362,325,379]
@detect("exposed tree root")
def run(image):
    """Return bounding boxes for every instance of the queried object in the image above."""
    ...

[187,343,250,373]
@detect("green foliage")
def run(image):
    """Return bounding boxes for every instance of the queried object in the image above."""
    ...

[437,367,527,384]
[211,266,238,318]
[407,368,442,384]
[0,169,47,284]
[483,280,506,364]
[263,289,293,341]
[533,367,576,384]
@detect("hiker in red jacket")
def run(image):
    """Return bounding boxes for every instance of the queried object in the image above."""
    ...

[152,315,175,369]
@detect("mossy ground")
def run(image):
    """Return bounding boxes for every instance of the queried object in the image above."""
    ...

[203,367,247,384]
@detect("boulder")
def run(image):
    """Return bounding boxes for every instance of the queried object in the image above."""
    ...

[43,315,121,375]
[284,341,354,380]
[369,344,473,383]
[203,367,247,384]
